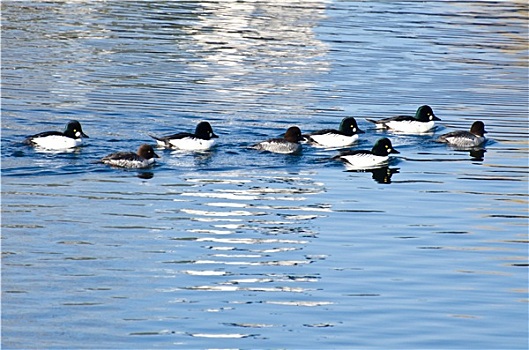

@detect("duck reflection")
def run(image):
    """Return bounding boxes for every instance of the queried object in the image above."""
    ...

[347,166,400,184]
[166,148,217,168]
[371,166,399,184]
[192,149,216,167]
[136,171,154,179]
[448,146,486,161]
[468,148,486,161]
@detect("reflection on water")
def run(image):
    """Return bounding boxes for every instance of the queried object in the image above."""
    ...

[468,148,486,161]
[370,166,400,184]
[184,1,329,72]
[136,171,155,180]
[2,0,528,349]
[344,166,400,184]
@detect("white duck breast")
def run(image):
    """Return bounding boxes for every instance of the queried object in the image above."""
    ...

[308,133,359,148]
[30,135,83,150]
[384,120,436,133]
[166,137,216,151]
[339,153,389,170]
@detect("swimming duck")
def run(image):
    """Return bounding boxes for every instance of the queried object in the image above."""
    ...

[333,137,400,170]
[149,121,218,151]
[305,117,364,148]
[366,105,440,133]
[101,144,160,168]
[436,121,487,148]
[252,126,304,154]
[24,120,89,150]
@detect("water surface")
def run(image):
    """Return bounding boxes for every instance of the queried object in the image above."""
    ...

[2,1,528,349]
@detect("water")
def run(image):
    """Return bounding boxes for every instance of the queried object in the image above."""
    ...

[2,1,528,349]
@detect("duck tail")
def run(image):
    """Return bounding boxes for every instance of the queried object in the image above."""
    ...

[365,118,389,130]
[148,133,162,141]
[148,133,170,148]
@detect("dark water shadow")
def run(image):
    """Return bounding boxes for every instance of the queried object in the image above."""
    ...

[345,166,400,184]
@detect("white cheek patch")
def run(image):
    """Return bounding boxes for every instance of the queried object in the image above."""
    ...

[75,131,82,137]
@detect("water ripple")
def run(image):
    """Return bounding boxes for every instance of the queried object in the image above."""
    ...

[2,1,528,349]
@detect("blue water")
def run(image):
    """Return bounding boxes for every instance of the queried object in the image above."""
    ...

[2,1,528,349]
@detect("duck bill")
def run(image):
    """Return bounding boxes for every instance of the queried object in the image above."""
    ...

[357,128,365,134]
[153,152,160,158]
[432,115,441,121]
[212,133,219,139]
[390,149,400,154]
[81,132,89,138]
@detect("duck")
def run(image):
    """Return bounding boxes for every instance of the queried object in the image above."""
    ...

[304,117,364,148]
[333,137,400,170]
[366,105,440,133]
[24,120,89,150]
[252,126,304,154]
[101,144,160,168]
[149,121,218,151]
[435,121,487,148]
